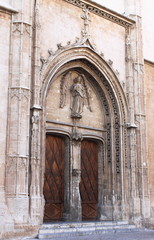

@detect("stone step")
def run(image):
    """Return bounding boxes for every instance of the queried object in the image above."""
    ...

[41,220,129,229]
[39,224,136,234]
[38,221,139,239]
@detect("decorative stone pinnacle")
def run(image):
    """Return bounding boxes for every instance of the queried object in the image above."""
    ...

[81,8,91,39]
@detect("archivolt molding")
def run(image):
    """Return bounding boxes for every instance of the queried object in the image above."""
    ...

[40,38,120,80]
[40,45,128,118]
[46,127,72,139]
[40,46,128,175]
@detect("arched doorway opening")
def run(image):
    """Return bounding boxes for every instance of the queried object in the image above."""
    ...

[37,47,128,223]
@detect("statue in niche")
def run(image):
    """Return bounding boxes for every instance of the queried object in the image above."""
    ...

[70,75,85,118]
[60,71,92,118]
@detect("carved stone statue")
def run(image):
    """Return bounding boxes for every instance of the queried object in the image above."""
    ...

[60,71,92,118]
[70,75,85,118]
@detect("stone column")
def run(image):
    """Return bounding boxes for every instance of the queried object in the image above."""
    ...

[125,25,140,222]
[5,0,34,224]
[70,129,82,221]
[97,127,113,221]
[29,0,44,225]
[30,107,43,224]
[125,0,150,224]
[0,4,17,237]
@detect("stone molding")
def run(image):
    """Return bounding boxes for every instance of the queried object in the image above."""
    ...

[40,47,128,178]
[9,87,30,99]
[144,59,154,66]
[40,46,128,118]
[40,38,120,82]
[0,2,18,13]
[13,22,31,35]
[64,0,135,28]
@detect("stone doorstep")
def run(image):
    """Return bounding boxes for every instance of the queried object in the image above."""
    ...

[38,221,139,239]
[39,229,140,240]
[41,220,129,229]
[39,224,136,234]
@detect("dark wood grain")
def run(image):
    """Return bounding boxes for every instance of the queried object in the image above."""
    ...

[43,135,64,222]
[80,139,98,220]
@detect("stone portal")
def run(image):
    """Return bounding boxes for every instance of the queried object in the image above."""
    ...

[41,52,128,223]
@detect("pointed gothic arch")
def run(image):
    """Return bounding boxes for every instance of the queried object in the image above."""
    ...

[30,45,130,222]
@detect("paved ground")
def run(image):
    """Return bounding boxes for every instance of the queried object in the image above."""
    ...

[5,230,154,240]
[45,230,154,240]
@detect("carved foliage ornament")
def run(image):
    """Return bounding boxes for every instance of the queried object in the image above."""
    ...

[39,37,119,77]
[81,8,91,39]
[60,71,92,119]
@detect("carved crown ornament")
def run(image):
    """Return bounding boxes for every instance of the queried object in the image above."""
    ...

[40,7,119,79]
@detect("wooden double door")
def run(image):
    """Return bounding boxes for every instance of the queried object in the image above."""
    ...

[43,134,98,222]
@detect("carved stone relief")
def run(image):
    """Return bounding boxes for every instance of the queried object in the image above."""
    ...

[79,59,122,173]
[81,8,91,39]
[39,6,120,77]
[10,88,30,100]
[6,157,17,194]
[30,109,42,197]
[39,36,120,77]
[13,23,21,34]
[63,0,134,28]
[6,157,17,172]
[43,40,128,223]
[18,157,27,169]
[70,75,85,118]
[13,22,31,35]
[60,71,92,119]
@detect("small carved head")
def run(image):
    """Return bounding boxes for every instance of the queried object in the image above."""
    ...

[74,75,83,84]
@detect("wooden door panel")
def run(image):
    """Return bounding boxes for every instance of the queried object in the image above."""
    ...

[44,203,64,221]
[44,135,65,222]
[82,203,97,220]
[81,140,98,220]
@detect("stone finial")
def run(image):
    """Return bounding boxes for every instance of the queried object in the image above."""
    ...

[81,8,91,39]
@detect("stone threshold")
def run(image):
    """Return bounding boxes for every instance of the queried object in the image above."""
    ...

[38,221,140,239]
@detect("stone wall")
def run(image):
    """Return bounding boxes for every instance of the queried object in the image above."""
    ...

[0,0,153,238]
[0,6,15,238]
[39,0,126,86]
[145,60,154,226]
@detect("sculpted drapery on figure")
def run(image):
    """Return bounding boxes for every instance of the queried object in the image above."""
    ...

[70,75,85,118]
[59,71,92,119]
